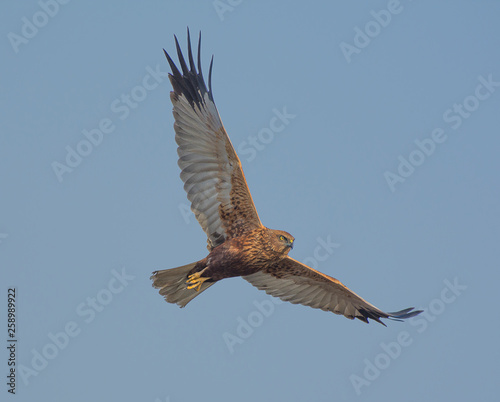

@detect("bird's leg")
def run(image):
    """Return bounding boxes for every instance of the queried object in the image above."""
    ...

[186,267,210,292]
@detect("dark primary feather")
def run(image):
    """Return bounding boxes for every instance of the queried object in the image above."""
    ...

[386,307,423,321]
[354,307,422,326]
[163,29,214,108]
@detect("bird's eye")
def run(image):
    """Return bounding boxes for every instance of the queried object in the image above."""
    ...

[279,235,286,242]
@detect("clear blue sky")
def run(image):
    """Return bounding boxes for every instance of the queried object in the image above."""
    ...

[1,1,499,401]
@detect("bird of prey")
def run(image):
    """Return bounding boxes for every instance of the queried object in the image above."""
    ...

[151,30,422,326]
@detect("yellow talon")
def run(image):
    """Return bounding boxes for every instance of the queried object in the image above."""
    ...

[186,271,209,291]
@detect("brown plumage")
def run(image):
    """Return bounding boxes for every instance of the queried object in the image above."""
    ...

[151,30,422,325]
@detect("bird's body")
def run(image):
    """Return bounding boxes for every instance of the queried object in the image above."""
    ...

[189,227,293,282]
[151,30,422,325]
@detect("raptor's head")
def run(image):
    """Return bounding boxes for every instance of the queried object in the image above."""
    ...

[267,229,295,256]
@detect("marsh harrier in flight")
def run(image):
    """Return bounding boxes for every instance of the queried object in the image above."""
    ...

[151,30,422,325]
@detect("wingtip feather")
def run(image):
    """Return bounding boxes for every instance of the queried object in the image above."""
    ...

[388,307,423,320]
[208,55,214,94]
[174,34,189,75]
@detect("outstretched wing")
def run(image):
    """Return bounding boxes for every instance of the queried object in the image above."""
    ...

[165,30,262,250]
[243,257,422,325]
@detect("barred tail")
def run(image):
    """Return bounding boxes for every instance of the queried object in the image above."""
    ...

[150,262,214,308]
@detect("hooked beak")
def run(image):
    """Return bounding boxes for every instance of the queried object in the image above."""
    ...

[287,240,294,249]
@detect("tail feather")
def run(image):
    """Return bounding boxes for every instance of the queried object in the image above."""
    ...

[151,262,214,308]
